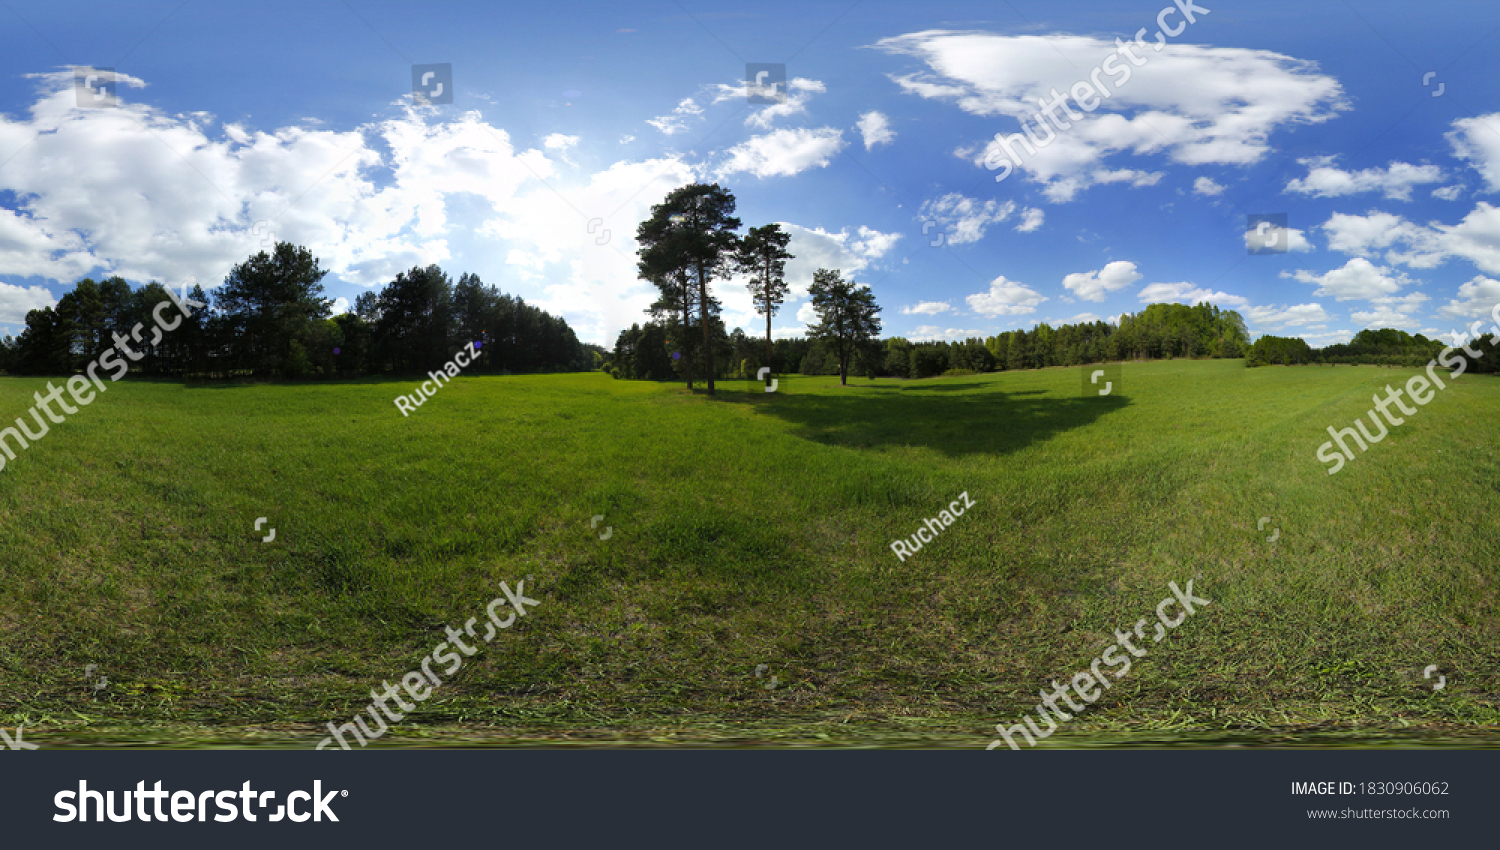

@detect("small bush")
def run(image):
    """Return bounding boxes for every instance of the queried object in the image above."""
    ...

[941,368,978,377]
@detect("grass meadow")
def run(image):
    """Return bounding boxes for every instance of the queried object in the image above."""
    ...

[1,358,1497,747]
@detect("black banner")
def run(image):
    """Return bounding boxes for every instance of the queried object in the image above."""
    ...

[1,749,1489,847]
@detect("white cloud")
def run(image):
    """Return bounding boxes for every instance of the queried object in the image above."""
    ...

[911,325,987,341]
[1392,202,1500,272]
[481,156,699,345]
[1063,260,1141,302]
[1015,207,1044,232]
[1245,303,1331,329]
[1436,275,1500,320]
[713,78,827,130]
[1320,203,1500,275]
[330,296,351,315]
[1092,169,1163,187]
[646,98,702,135]
[1295,329,1355,346]
[966,275,1047,317]
[1320,211,1416,255]
[1447,113,1500,191]
[875,31,1348,202]
[918,193,1017,244]
[856,110,895,149]
[1240,224,1315,252]
[619,134,636,144]
[0,67,707,347]
[902,300,952,315]
[1432,184,1464,200]
[1136,281,1249,307]
[1286,257,1412,301]
[543,133,579,164]
[1350,292,1429,328]
[1284,156,1444,200]
[715,127,846,179]
[1193,176,1225,196]
[0,282,57,325]
[1051,311,1103,324]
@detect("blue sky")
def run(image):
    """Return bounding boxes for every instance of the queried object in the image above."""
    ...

[2,0,1500,347]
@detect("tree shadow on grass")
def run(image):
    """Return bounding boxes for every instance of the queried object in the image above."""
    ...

[724,384,1128,458]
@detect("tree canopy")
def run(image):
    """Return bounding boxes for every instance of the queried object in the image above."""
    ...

[807,268,883,386]
[1,245,593,379]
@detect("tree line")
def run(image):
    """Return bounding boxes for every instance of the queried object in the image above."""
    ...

[0,243,598,378]
[612,298,1254,381]
[1249,327,1500,371]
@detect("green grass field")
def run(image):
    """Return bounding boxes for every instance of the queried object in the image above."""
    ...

[1,359,1497,747]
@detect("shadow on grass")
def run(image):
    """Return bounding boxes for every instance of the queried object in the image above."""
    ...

[723,383,1128,457]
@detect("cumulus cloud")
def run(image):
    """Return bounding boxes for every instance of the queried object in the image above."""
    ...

[1015,207,1044,232]
[543,133,579,164]
[966,275,1047,317]
[0,67,715,347]
[1136,281,1249,307]
[1320,211,1417,255]
[1063,260,1141,302]
[1320,203,1500,274]
[646,98,703,135]
[715,127,846,178]
[902,300,952,315]
[1432,184,1464,200]
[0,282,57,327]
[1193,176,1225,196]
[1284,155,1444,200]
[874,31,1347,201]
[856,110,895,149]
[1245,303,1331,329]
[1241,224,1315,252]
[1347,292,1429,328]
[1436,275,1500,320]
[1447,113,1500,191]
[1286,258,1412,301]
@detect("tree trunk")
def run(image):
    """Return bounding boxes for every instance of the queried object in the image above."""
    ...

[681,294,693,390]
[764,300,773,381]
[762,263,774,372]
[698,265,714,395]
